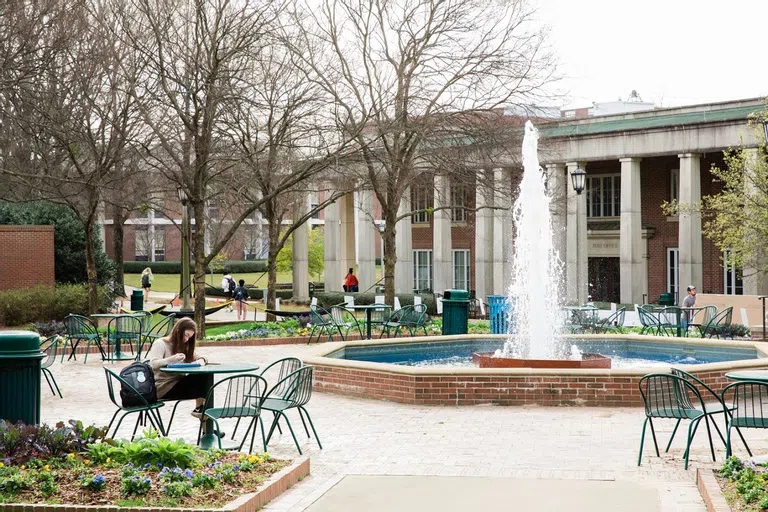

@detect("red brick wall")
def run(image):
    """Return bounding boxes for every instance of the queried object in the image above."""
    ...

[0,226,55,290]
[312,363,761,406]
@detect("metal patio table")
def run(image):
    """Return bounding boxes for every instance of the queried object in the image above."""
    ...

[161,362,260,450]
[347,304,386,340]
[90,313,143,361]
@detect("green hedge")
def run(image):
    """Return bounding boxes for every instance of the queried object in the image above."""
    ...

[123,260,268,274]
[314,292,437,315]
[0,284,113,326]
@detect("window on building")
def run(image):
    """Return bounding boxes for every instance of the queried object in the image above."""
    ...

[450,182,469,222]
[154,229,165,261]
[667,248,679,301]
[207,202,220,220]
[244,226,267,260]
[586,174,621,218]
[310,203,320,220]
[452,250,470,291]
[723,249,743,295]
[413,250,433,292]
[670,169,679,203]
[411,185,432,224]
[135,227,149,261]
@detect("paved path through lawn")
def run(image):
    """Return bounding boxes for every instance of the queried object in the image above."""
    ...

[41,342,760,511]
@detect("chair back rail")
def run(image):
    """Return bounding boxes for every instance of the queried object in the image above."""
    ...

[267,366,314,408]
[260,357,303,398]
[207,375,268,419]
[65,314,98,337]
[40,336,58,369]
[723,380,768,428]
[638,373,706,419]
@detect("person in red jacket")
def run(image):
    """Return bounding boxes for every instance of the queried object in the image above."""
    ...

[343,268,359,292]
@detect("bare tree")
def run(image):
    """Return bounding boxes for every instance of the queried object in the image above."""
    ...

[291,0,557,305]
[1,1,146,312]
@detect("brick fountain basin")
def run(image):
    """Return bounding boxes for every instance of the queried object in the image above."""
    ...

[472,352,612,369]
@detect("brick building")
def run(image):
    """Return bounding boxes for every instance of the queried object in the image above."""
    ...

[0,225,55,291]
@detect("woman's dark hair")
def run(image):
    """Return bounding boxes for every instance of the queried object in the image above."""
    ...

[239,279,245,286]
[166,317,197,362]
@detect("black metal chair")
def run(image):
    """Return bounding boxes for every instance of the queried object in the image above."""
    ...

[40,336,63,398]
[721,380,768,458]
[103,368,166,440]
[262,366,322,455]
[196,374,269,453]
[638,373,709,470]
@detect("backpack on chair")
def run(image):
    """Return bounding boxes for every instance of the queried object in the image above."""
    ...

[119,361,157,407]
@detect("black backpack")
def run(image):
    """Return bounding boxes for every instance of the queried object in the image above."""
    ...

[119,361,157,407]
[141,274,150,288]
[234,286,247,301]
[227,277,236,293]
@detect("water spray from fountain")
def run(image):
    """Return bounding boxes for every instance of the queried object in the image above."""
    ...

[500,121,564,359]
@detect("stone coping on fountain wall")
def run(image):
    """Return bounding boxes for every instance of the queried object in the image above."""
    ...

[303,334,768,406]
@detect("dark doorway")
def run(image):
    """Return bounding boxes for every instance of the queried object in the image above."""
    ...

[588,257,620,303]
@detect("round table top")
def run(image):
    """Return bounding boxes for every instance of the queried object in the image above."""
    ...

[90,313,142,318]
[347,304,388,310]
[725,370,768,382]
[160,362,260,374]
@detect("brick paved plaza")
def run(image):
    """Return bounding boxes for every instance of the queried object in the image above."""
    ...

[40,343,764,511]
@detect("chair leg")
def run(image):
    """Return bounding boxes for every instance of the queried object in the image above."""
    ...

[683,418,703,460]
[726,424,732,458]
[106,409,120,437]
[735,426,752,457]
[131,412,144,441]
[42,368,63,398]
[297,408,310,437]
[710,413,727,446]
[638,417,648,466]
[164,400,182,436]
[647,417,660,457]
[665,418,681,452]
[684,418,703,470]
[703,415,717,462]
[111,411,132,440]
[299,406,322,449]
[42,369,56,396]
[307,325,317,344]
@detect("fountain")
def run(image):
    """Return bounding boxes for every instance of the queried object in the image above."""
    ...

[473,121,611,369]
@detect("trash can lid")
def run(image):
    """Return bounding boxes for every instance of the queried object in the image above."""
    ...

[442,289,470,301]
[0,330,42,357]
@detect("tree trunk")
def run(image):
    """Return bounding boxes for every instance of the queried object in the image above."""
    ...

[266,220,280,322]
[192,200,207,337]
[382,217,397,308]
[84,221,100,314]
[112,206,126,297]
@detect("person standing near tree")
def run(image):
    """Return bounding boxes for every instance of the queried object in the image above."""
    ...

[233,279,249,321]
[221,271,236,312]
[141,267,153,302]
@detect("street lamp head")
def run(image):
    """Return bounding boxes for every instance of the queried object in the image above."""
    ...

[177,187,187,205]
[570,167,586,195]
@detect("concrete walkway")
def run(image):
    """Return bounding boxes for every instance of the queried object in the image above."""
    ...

[305,476,660,512]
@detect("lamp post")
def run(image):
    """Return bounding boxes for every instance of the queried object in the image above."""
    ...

[177,188,192,312]
[570,167,586,303]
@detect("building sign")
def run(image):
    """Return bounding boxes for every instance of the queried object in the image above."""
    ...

[589,238,619,257]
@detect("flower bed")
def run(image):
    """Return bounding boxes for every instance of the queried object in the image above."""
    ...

[716,456,768,511]
[0,421,290,509]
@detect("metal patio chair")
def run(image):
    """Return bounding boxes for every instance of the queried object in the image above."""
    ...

[638,373,711,470]
[658,306,684,337]
[699,307,733,339]
[197,374,268,453]
[107,315,142,361]
[139,313,176,359]
[721,380,768,458]
[308,305,336,343]
[369,303,393,332]
[63,314,104,363]
[40,336,63,398]
[262,365,322,455]
[689,305,717,336]
[594,307,626,334]
[380,304,428,338]
[331,306,363,340]
[638,305,663,336]
[104,368,166,440]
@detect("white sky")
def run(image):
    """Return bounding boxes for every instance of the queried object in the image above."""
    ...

[535,0,768,109]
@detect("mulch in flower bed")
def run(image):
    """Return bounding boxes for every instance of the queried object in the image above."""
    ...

[1,452,289,508]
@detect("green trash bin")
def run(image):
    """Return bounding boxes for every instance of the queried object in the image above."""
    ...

[0,331,45,425]
[658,293,675,306]
[441,289,470,335]
[131,289,144,311]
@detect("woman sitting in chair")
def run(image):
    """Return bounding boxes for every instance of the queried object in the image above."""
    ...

[147,317,208,417]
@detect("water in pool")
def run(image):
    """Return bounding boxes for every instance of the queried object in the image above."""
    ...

[330,339,760,369]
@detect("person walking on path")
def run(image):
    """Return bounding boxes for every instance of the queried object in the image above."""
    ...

[221,272,236,312]
[141,267,154,302]
[233,279,249,321]
[343,268,359,292]
[681,285,697,331]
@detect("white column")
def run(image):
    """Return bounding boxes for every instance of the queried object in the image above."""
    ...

[501,169,515,294]
[546,164,567,269]
[339,193,356,277]
[742,148,768,295]
[492,168,507,295]
[474,170,494,300]
[292,196,310,301]
[148,210,156,262]
[323,198,342,292]
[678,153,703,293]
[619,157,645,304]
[395,187,413,293]
[566,162,588,304]
[433,174,452,293]
[357,188,377,292]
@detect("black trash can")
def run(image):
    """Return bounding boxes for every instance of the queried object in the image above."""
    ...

[0,331,45,425]
[131,289,144,310]
[441,289,470,335]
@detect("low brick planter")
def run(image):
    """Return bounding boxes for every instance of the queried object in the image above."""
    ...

[696,468,732,512]
[2,456,309,512]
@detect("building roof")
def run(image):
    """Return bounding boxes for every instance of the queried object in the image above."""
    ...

[541,99,764,138]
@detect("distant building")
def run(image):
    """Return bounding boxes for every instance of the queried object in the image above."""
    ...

[561,90,655,119]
